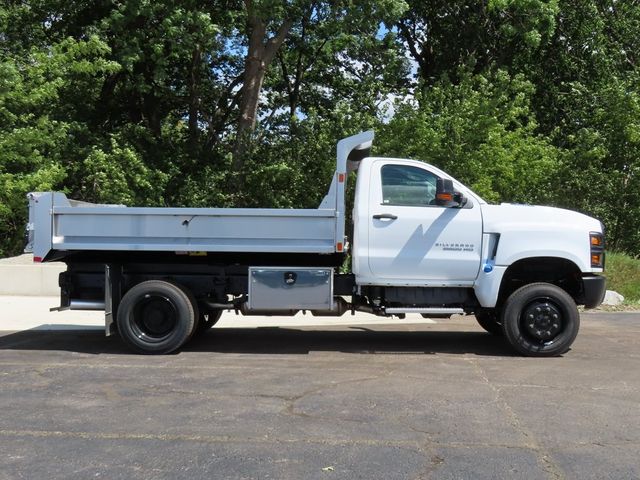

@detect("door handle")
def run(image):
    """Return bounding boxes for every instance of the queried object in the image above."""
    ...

[372,213,398,220]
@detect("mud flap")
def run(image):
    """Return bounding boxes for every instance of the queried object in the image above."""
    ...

[105,264,122,336]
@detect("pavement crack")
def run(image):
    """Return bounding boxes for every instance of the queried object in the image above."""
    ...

[465,358,566,480]
[285,371,396,421]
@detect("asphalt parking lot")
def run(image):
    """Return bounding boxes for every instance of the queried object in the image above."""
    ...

[0,312,639,479]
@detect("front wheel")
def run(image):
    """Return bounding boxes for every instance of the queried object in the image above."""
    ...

[501,283,580,357]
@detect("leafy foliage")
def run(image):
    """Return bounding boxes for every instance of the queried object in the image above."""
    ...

[0,0,639,259]
[0,34,119,256]
[605,252,640,303]
[379,69,559,204]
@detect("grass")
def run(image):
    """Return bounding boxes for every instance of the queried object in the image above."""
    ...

[603,251,640,309]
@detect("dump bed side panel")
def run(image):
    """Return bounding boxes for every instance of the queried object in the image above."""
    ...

[51,206,337,254]
[27,192,338,259]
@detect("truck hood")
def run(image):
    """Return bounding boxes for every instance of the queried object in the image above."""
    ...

[479,204,603,272]
[481,204,603,234]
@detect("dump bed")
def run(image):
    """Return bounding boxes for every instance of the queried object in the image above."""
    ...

[27,193,338,258]
[26,132,374,262]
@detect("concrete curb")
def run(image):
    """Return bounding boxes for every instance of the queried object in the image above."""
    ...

[0,264,65,296]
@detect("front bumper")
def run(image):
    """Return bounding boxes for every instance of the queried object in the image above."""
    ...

[580,275,607,309]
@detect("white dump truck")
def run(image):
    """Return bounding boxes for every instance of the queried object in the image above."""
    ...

[26,131,606,356]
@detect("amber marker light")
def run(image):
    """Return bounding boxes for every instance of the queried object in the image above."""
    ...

[590,235,603,248]
[591,253,603,267]
[589,232,605,268]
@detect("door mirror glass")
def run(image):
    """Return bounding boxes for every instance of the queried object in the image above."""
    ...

[436,178,467,208]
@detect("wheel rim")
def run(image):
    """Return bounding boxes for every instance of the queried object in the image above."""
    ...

[131,293,178,343]
[521,298,564,344]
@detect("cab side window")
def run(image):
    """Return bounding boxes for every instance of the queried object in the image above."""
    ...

[381,164,438,206]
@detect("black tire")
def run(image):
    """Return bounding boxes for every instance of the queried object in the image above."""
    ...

[501,283,580,357]
[475,308,503,336]
[117,280,196,354]
[177,284,200,341]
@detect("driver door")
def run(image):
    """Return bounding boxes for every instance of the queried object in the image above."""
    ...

[367,160,483,284]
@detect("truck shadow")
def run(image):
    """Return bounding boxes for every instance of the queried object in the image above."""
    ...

[0,326,515,357]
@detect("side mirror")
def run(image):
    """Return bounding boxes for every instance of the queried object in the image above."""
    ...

[435,178,466,208]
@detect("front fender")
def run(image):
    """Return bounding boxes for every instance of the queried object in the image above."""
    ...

[494,230,593,273]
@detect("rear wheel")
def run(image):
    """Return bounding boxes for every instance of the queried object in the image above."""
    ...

[178,284,200,341]
[117,280,196,354]
[474,308,503,336]
[501,283,580,357]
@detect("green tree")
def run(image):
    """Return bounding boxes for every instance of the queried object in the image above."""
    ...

[554,75,640,253]
[397,0,559,84]
[2,0,640,260]
[530,1,640,254]
[0,35,119,256]
[230,0,408,191]
[379,69,559,204]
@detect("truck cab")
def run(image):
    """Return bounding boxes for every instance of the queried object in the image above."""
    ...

[346,137,605,356]
[352,153,604,302]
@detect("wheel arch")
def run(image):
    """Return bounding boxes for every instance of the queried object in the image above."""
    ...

[495,256,582,309]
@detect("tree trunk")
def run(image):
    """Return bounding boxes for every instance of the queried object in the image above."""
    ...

[188,44,202,147]
[233,55,267,171]
[231,3,293,186]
